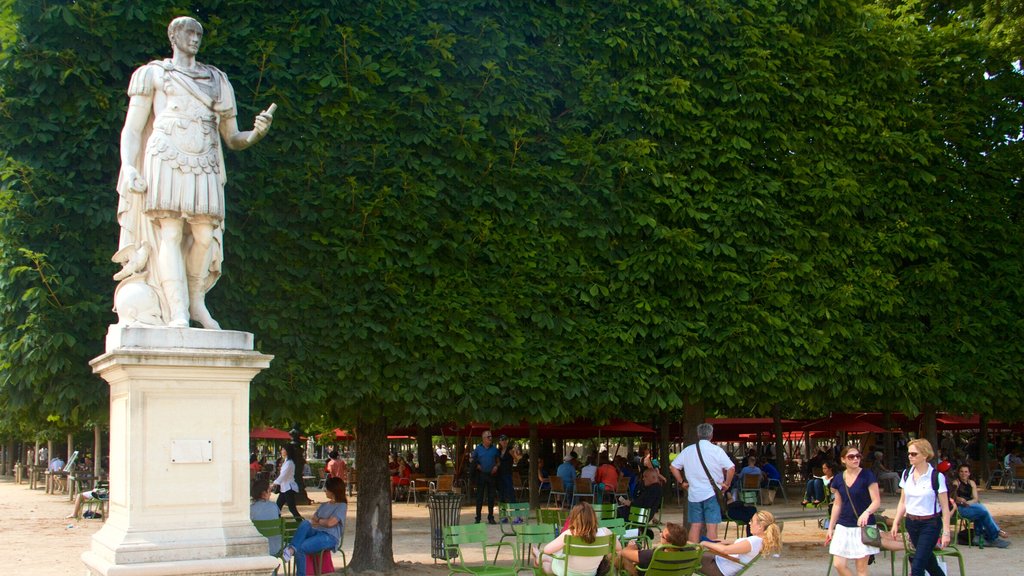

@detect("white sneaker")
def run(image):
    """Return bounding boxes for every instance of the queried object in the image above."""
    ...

[282,546,294,563]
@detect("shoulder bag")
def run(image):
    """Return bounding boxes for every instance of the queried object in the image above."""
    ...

[842,473,881,547]
[695,441,730,517]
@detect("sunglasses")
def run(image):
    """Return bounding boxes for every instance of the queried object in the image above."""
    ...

[846,454,862,459]
[907,452,919,456]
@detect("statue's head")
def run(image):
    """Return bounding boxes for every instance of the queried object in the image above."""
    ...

[167,16,203,54]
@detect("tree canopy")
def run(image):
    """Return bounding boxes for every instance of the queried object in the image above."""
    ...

[1,0,1021,570]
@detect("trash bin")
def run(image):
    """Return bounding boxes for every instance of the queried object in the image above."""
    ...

[428,492,463,560]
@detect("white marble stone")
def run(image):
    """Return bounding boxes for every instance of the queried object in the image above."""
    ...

[112,16,275,330]
[106,325,254,352]
[84,329,276,576]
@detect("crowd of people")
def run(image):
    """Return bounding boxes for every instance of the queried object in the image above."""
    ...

[238,425,1016,576]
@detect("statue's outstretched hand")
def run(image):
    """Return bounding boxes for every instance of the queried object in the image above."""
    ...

[248,103,276,143]
[123,165,147,194]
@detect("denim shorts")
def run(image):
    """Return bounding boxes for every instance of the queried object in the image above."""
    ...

[688,495,723,524]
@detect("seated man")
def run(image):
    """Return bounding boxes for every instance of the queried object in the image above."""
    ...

[617,468,662,520]
[734,456,763,500]
[617,521,689,576]
[66,487,108,520]
[760,458,782,489]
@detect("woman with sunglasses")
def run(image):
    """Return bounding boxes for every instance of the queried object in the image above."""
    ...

[825,446,881,576]
[890,439,952,576]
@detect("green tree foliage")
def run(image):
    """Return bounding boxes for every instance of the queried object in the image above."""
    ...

[1,0,1020,571]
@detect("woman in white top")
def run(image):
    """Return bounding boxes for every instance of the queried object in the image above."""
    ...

[889,439,951,576]
[699,510,782,576]
[272,445,302,521]
[540,502,621,576]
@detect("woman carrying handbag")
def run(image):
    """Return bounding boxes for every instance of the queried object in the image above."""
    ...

[825,446,881,576]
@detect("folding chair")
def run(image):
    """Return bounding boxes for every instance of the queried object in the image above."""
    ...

[637,544,703,576]
[443,523,516,576]
[539,533,615,576]
[547,476,568,509]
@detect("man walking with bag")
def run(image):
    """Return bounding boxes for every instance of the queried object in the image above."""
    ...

[671,423,736,543]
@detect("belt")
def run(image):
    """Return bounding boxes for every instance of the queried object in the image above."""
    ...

[905,513,938,521]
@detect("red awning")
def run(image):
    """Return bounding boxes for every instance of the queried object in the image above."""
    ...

[318,428,354,441]
[250,426,292,440]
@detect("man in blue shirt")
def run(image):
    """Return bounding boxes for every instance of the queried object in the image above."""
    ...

[471,430,500,523]
[556,455,577,508]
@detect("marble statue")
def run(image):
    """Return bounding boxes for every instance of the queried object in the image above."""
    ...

[113,16,275,329]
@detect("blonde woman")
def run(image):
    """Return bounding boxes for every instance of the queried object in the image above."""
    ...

[699,510,782,576]
[539,502,621,576]
[826,446,881,576]
[890,439,952,576]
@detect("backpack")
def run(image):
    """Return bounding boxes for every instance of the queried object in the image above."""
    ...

[901,467,941,513]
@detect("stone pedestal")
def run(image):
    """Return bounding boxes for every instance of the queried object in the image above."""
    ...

[82,326,279,576]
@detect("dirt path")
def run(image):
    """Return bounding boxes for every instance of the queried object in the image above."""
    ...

[6,478,1022,574]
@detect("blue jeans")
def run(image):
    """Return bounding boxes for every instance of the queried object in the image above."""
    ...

[957,503,1000,541]
[290,520,338,576]
[804,478,825,502]
[906,516,943,576]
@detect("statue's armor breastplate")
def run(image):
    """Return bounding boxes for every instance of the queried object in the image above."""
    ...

[148,79,221,176]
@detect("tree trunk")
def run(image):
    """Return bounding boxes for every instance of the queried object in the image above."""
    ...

[93,425,102,478]
[979,415,990,484]
[921,404,938,451]
[416,426,435,474]
[349,417,395,573]
[772,404,784,471]
[529,424,539,509]
[658,413,671,480]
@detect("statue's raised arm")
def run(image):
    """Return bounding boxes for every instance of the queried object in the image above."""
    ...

[113,16,274,329]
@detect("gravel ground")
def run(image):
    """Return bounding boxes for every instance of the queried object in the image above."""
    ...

[6,477,1022,575]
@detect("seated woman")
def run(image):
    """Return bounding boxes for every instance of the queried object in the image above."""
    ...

[699,510,782,576]
[390,457,412,500]
[951,464,1010,547]
[539,502,621,576]
[249,479,281,555]
[733,456,763,501]
[802,460,836,506]
[537,457,551,491]
[282,477,347,576]
[618,522,688,576]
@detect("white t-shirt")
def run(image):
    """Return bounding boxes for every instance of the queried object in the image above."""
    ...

[898,464,948,516]
[545,527,615,576]
[716,535,762,576]
[671,440,735,502]
[580,464,597,481]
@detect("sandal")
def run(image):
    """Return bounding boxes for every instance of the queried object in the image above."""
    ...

[801,500,809,506]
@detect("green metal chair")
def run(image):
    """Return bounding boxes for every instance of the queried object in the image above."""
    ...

[597,517,627,544]
[539,533,616,576]
[512,523,555,575]
[624,506,655,549]
[696,552,759,576]
[899,518,965,576]
[591,503,617,520]
[252,518,287,575]
[637,544,703,576]
[443,523,517,576]
[536,508,568,537]
[495,502,533,561]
